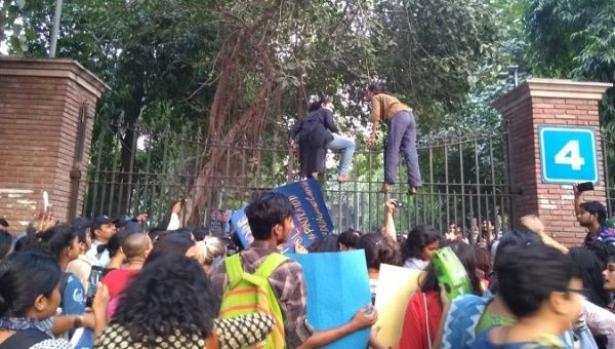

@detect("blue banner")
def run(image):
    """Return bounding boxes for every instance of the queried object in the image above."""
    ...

[230,207,253,248]
[230,179,334,252]
[290,251,372,349]
[274,179,334,251]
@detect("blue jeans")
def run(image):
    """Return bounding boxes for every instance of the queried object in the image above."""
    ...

[328,133,355,176]
[384,111,422,187]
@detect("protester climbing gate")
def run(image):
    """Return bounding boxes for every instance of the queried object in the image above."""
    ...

[81,122,515,237]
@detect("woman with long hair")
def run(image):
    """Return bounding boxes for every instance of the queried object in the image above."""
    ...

[95,255,274,348]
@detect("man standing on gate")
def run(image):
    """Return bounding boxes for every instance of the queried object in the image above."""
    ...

[366,83,422,195]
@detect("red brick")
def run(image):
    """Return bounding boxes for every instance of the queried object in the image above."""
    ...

[0,57,107,231]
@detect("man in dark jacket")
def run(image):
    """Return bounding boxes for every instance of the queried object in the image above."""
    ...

[291,98,355,182]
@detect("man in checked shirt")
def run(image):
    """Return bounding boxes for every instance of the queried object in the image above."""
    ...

[211,192,376,348]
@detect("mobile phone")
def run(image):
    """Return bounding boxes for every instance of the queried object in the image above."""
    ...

[86,266,106,307]
[391,199,403,208]
[43,191,50,213]
[577,182,594,193]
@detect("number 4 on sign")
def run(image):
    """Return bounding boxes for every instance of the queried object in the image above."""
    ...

[555,140,585,171]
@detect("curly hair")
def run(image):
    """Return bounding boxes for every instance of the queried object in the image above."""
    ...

[111,255,216,344]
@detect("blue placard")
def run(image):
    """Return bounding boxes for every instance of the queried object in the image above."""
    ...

[230,179,334,252]
[290,251,372,349]
[230,207,253,248]
[539,127,598,184]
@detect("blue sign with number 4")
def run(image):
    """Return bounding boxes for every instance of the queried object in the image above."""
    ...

[539,127,598,184]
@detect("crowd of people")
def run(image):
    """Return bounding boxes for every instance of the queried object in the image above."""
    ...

[0,183,615,349]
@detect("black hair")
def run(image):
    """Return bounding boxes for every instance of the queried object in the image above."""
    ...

[13,233,37,253]
[0,231,11,260]
[112,255,216,344]
[569,247,610,307]
[585,240,612,269]
[308,94,330,112]
[0,251,61,317]
[494,229,543,264]
[401,224,441,261]
[495,244,579,318]
[358,233,400,270]
[338,229,361,250]
[0,218,8,228]
[580,201,607,224]
[145,231,195,264]
[37,224,78,261]
[367,83,386,94]
[307,235,339,253]
[420,241,482,295]
[245,192,294,240]
[148,227,167,242]
[193,226,209,241]
[75,228,88,245]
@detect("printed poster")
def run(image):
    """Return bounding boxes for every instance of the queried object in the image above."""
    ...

[230,179,334,252]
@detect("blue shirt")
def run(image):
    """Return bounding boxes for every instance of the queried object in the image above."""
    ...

[61,273,94,349]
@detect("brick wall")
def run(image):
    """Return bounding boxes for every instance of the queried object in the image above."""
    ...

[494,79,612,245]
[0,57,108,233]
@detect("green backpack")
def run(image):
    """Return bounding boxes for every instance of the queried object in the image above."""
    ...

[219,253,288,349]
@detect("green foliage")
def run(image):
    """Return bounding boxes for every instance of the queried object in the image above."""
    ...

[525,0,615,122]
[1,0,28,54]
[370,0,500,124]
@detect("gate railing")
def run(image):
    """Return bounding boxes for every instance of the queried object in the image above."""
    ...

[82,124,514,236]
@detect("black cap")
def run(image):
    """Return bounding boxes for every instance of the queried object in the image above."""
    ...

[91,215,117,231]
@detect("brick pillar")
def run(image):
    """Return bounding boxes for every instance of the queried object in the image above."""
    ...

[494,79,612,245]
[0,57,109,232]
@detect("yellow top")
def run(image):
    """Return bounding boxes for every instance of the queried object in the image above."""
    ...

[370,93,412,124]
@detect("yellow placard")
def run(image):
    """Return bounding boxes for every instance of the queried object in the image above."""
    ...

[372,264,423,348]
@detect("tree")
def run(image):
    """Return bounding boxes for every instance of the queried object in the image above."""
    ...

[525,0,615,123]
[6,0,507,223]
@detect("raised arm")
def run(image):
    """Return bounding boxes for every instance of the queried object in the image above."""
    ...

[383,199,398,242]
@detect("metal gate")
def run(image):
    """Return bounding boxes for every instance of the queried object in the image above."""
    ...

[82,123,514,236]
